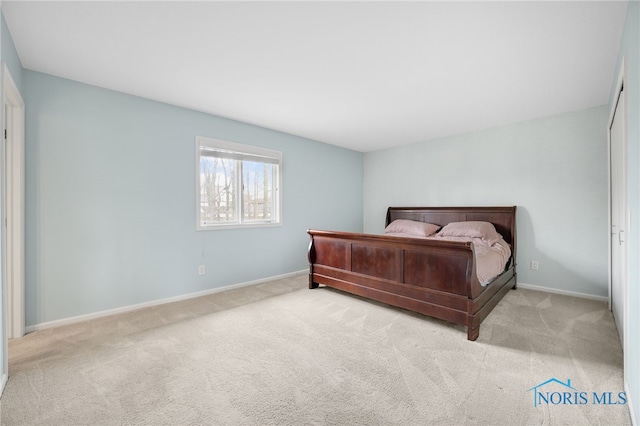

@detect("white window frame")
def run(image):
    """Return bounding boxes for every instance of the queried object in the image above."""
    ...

[196,136,282,230]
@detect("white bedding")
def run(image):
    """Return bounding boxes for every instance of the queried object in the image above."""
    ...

[384,233,512,285]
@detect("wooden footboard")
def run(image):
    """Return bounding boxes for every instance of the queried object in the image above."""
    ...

[307,206,517,341]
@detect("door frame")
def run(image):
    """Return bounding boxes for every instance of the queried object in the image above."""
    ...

[3,63,25,341]
[607,57,627,382]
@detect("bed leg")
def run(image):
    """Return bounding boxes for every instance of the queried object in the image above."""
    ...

[467,326,480,341]
[309,276,319,289]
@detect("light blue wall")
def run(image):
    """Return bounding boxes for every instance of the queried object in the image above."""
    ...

[24,70,363,326]
[610,1,639,423]
[364,106,609,298]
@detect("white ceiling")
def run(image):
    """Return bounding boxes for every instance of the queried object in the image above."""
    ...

[2,1,628,152]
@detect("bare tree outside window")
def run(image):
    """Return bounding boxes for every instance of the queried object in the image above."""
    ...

[197,136,281,229]
[200,157,237,223]
[242,161,274,221]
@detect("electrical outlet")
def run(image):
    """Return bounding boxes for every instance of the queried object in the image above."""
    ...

[530,260,539,271]
[198,265,206,275]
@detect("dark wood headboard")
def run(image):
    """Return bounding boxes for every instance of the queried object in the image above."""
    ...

[386,206,517,261]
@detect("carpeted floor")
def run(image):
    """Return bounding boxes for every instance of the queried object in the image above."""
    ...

[1,274,631,425]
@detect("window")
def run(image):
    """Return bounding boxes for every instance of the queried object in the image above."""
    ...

[196,136,282,230]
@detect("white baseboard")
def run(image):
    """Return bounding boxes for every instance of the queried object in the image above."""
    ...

[25,270,307,334]
[516,282,608,302]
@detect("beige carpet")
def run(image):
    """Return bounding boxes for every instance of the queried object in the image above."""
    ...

[1,274,631,425]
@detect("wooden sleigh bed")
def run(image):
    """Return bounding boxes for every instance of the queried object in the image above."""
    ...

[307,206,517,341]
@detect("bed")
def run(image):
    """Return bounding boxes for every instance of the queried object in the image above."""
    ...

[307,206,517,341]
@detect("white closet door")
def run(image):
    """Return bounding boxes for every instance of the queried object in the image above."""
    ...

[610,87,626,345]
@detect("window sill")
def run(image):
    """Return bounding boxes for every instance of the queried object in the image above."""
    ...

[196,222,283,231]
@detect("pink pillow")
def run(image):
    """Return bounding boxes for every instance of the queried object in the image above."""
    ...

[385,220,440,237]
[436,221,502,245]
